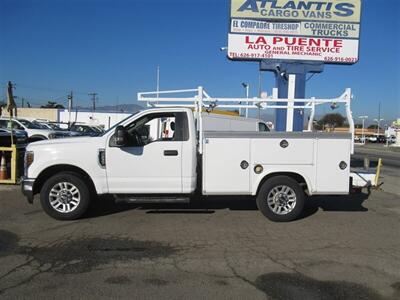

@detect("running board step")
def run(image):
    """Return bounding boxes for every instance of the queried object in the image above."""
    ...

[114,195,190,204]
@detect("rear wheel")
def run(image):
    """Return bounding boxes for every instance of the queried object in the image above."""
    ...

[256,176,305,222]
[40,172,91,220]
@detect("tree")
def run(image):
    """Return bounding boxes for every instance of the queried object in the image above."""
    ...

[317,113,346,129]
[41,101,65,109]
[355,124,363,129]
[368,124,381,130]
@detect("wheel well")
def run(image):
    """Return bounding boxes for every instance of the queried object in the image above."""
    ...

[29,135,47,142]
[33,164,96,195]
[257,172,308,195]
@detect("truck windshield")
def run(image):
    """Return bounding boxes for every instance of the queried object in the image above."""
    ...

[258,122,270,132]
[101,112,140,136]
[18,119,42,129]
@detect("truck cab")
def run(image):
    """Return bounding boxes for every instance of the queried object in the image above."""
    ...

[22,108,198,219]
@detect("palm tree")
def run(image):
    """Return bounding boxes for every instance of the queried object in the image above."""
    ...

[41,101,65,109]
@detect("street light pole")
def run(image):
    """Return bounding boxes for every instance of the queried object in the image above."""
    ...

[258,71,262,119]
[242,83,249,118]
[374,118,384,137]
[156,66,160,99]
[359,116,368,145]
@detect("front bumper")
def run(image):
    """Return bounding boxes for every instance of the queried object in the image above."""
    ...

[21,177,35,204]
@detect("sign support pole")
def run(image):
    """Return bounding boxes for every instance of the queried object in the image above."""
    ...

[260,60,324,132]
[286,74,296,132]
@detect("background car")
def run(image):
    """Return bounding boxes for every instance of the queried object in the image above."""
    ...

[69,124,104,136]
[0,118,76,142]
[387,135,397,144]
[377,135,386,143]
[0,128,28,148]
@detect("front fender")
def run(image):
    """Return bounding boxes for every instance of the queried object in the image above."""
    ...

[27,138,109,196]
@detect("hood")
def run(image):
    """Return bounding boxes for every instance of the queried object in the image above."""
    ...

[29,128,54,135]
[0,128,27,137]
[27,136,99,150]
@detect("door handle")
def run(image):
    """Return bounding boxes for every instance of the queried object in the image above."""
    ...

[164,150,178,156]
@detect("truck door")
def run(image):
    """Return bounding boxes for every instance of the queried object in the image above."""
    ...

[106,112,189,194]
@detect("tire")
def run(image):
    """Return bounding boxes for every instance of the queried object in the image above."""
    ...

[256,176,305,222]
[40,172,91,220]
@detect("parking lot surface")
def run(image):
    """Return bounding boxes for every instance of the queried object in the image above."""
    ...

[0,182,399,299]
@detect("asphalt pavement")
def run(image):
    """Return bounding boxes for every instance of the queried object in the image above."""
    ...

[0,143,398,299]
[0,179,399,299]
[353,144,400,168]
[352,144,400,196]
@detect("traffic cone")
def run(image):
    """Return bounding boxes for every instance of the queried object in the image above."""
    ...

[0,154,7,180]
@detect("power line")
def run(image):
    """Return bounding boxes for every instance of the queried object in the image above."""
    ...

[7,82,92,96]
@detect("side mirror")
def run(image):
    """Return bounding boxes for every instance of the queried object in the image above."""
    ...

[114,125,127,147]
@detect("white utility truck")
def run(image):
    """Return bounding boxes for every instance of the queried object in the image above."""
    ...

[21,87,376,222]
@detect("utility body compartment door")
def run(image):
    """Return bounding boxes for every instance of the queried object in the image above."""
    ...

[315,138,351,194]
[202,138,250,195]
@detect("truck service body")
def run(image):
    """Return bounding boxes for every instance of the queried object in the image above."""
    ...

[21,87,375,222]
[202,114,270,132]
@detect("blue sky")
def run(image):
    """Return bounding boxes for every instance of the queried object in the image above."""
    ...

[0,0,399,124]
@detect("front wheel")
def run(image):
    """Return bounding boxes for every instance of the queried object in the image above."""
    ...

[40,172,91,220]
[256,176,305,222]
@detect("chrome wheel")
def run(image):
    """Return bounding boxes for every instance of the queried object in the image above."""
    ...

[49,182,81,213]
[266,185,297,215]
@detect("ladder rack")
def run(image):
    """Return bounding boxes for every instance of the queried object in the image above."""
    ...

[138,86,355,154]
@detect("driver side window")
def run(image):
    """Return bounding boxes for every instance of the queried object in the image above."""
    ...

[124,112,188,147]
[8,121,23,130]
[0,120,8,129]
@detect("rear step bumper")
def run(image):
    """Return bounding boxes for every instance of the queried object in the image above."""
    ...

[351,158,383,189]
[350,172,377,189]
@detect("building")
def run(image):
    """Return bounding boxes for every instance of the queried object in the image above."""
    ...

[0,107,58,121]
[327,127,379,136]
[58,109,132,129]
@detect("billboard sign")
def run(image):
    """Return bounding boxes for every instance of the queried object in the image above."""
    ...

[228,0,362,64]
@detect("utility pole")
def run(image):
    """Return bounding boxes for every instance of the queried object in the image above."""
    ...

[7,81,17,117]
[378,101,381,136]
[89,92,98,112]
[67,91,73,127]
[156,66,160,99]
